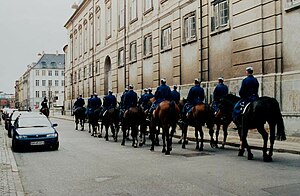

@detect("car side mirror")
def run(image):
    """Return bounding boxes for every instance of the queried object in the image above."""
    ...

[52,123,58,127]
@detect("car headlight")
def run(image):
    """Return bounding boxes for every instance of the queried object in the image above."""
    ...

[46,133,58,138]
[16,135,27,139]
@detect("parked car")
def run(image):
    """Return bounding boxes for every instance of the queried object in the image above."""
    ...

[7,110,35,138]
[3,108,18,130]
[11,114,59,152]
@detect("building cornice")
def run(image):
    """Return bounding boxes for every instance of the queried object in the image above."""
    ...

[64,0,90,28]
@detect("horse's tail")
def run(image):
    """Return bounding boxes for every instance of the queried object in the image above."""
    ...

[168,101,178,123]
[274,99,286,141]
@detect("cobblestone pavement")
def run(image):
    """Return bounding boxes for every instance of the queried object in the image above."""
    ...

[0,125,24,196]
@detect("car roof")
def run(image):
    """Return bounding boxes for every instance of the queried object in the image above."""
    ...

[11,111,43,120]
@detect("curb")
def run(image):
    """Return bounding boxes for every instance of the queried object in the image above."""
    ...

[51,116,300,155]
[3,129,25,196]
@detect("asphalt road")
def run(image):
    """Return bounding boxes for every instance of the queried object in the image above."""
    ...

[13,118,300,196]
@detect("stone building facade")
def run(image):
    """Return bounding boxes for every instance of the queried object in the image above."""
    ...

[64,0,300,135]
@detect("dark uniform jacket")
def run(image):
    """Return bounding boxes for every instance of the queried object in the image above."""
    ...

[74,98,85,108]
[90,96,102,110]
[187,85,205,106]
[139,93,149,109]
[213,83,228,102]
[239,75,259,99]
[103,94,117,110]
[41,100,48,109]
[123,90,138,110]
[154,84,171,103]
[171,90,180,104]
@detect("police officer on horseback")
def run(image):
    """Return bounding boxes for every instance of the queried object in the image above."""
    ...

[41,97,48,109]
[171,85,180,104]
[101,90,117,117]
[212,77,228,114]
[74,95,85,110]
[148,88,154,99]
[183,79,205,117]
[232,66,259,122]
[123,84,138,110]
[120,87,129,109]
[147,78,171,121]
[90,93,102,111]
[139,88,149,110]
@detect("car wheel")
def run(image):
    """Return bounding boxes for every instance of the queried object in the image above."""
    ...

[12,139,19,152]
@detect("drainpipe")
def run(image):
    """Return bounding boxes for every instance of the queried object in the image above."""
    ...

[124,0,127,91]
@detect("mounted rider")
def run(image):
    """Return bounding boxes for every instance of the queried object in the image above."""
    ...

[139,88,149,110]
[101,90,117,117]
[85,94,94,117]
[147,78,171,121]
[232,66,259,122]
[123,84,138,110]
[90,93,102,111]
[120,87,129,110]
[147,88,154,99]
[73,95,85,112]
[212,77,229,114]
[182,79,205,117]
[171,85,180,104]
[41,97,49,109]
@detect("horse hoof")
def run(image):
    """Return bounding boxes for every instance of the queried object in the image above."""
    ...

[114,139,118,142]
[178,139,182,144]
[91,134,94,137]
[248,153,254,160]
[162,148,166,153]
[199,147,203,151]
[165,151,170,155]
[263,156,272,162]
[121,141,125,146]
[150,147,154,151]
[195,145,199,150]
[220,145,225,149]
[133,144,137,148]
[139,143,143,147]
[182,144,186,149]
[215,144,219,149]
[238,149,245,156]
[98,134,102,138]
[105,137,109,141]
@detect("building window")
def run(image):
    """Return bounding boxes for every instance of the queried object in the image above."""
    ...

[96,10,101,45]
[41,61,47,68]
[89,18,94,49]
[89,64,92,77]
[130,42,137,62]
[35,80,39,86]
[287,0,300,6]
[55,70,59,76]
[79,27,83,56]
[96,61,100,74]
[48,80,52,86]
[130,0,137,22]
[144,34,152,57]
[42,91,46,98]
[48,70,52,76]
[50,62,57,68]
[211,0,229,32]
[42,80,46,86]
[74,71,77,82]
[78,69,81,80]
[55,80,59,86]
[42,70,46,76]
[183,12,196,43]
[144,0,153,13]
[36,70,39,76]
[61,80,65,86]
[74,33,78,59]
[118,48,124,67]
[55,91,59,95]
[106,3,112,38]
[119,0,125,29]
[70,35,73,61]
[35,91,40,98]
[84,22,88,53]
[84,67,87,78]
[161,25,172,50]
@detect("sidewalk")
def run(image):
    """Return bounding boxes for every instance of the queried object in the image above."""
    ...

[0,125,24,196]
[51,114,300,155]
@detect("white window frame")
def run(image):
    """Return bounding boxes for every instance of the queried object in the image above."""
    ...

[95,61,100,74]
[42,91,46,98]
[211,0,229,33]
[48,80,52,86]
[89,17,94,50]
[119,0,125,29]
[118,48,125,67]
[36,70,39,76]
[95,10,101,45]
[55,80,59,86]
[144,0,153,13]
[35,80,39,86]
[79,27,83,56]
[161,25,172,51]
[42,80,46,86]
[144,34,152,57]
[130,0,137,22]
[55,70,59,76]
[183,12,196,43]
[106,3,112,39]
[36,91,40,98]
[84,23,88,53]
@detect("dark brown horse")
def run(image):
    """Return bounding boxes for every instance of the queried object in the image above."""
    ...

[219,94,286,162]
[101,108,119,142]
[181,103,215,151]
[121,106,144,147]
[73,106,86,131]
[150,100,180,155]
[40,107,49,118]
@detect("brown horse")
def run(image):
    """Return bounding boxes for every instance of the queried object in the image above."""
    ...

[150,100,180,155]
[181,103,215,151]
[121,106,144,147]
[101,108,119,142]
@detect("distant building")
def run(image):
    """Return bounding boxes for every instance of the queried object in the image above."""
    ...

[64,0,300,135]
[0,92,15,109]
[16,53,65,110]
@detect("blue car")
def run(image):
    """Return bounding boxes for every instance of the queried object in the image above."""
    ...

[11,114,59,152]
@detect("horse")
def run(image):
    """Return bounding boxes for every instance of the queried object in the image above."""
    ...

[219,94,286,162]
[180,101,215,151]
[40,107,49,118]
[121,106,144,147]
[101,107,120,142]
[212,94,240,148]
[150,100,180,155]
[73,106,86,131]
[87,108,101,137]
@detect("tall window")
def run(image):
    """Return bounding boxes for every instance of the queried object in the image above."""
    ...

[84,67,87,79]
[287,0,300,7]
[79,27,83,56]
[55,70,59,76]
[48,70,52,76]
[95,9,101,45]
[130,0,137,21]
[48,80,52,86]
[74,32,78,58]
[35,80,39,86]
[61,80,65,86]
[211,0,229,32]
[119,0,125,29]
[70,35,73,61]
[144,34,152,57]
[42,91,46,98]
[42,80,46,86]
[95,61,100,74]
[89,17,94,49]
[130,42,137,62]
[84,22,88,53]
[55,80,59,86]
[89,64,92,76]
[118,48,124,67]
[183,13,196,42]
[35,91,40,98]
[161,26,172,50]
[106,3,112,38]
[42,70,46,76]
[78,69,81,80]
[144,0,153,12]
[36,70,39,76]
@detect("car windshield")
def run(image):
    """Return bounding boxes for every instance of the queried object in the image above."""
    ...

[17,117,51,128]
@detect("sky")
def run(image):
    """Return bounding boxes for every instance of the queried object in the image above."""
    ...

[0,0,76,94]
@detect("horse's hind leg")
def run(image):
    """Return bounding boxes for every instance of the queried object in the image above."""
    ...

[162,129,166,153]
[221,124,228,149]
[215,124,220,148]
[257,125,269,161]
[75,118,79,130]
[182,125,188,149]
[199,127,204,151]
[268,124,276,161]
